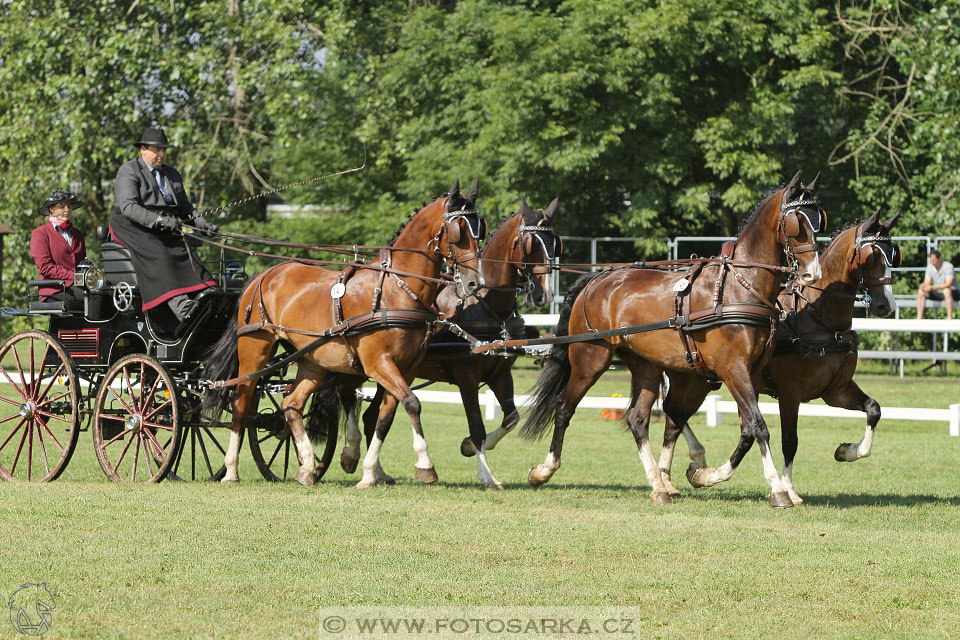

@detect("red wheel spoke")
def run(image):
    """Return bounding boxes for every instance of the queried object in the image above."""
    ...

[36,416,64,451]
[0,411,23,424]
[32,343,51,399]
[34,363,66,405]
[102,427,127,447]
[0,365,30,402]
[141,436,156,478]
[140,375,163,415]
[141,421,173,431]
[130,433,141,481]
[27,420,34,481]
[106,385,137,416]
[35,388,72,409]
[35,421,51,475]
[28,338,36,396]
[36,410,73,425]
[0,418,27,453]
[122,366,139,414]
[143,429,168,463]
[142,398,172,422]
[112,432,135,468]
[9,418,29,475]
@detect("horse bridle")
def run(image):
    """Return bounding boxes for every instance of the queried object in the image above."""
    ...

[779,194,825,273]
[430,200,485,298]
[851,223,899,289]
[512,223,561,296]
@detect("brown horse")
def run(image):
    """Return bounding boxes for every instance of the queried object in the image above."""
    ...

[520,172,824,507]
[657,209,901,505]
[204,180,483,486]
[341,197,561,489]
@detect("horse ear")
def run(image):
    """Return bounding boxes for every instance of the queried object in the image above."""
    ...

[882,209,901,231]
[520,195,537,224]
[544,198,559,222]
[865,207,881,229]
[467,178,479,203]
[785,171,802,199]
[806,171,822,194]
[448,179,460,197]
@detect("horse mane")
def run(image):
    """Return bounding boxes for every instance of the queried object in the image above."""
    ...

[486,212,516,241]
[825,218,862,247]
[735,188,782,236]
[387,194,446,246]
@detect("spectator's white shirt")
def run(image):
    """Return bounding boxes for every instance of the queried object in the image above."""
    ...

[925,259,959,293]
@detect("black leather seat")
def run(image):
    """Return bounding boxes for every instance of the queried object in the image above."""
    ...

[96,225,138,287]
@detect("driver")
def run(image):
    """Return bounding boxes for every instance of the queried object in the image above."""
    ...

[110,126,218,321]
[30,189,87,303]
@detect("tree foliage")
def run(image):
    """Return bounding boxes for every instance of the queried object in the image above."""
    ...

[1,0,957,315]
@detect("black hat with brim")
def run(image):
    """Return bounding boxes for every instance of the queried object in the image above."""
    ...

[38,190,84,215]
[133,127,176,149]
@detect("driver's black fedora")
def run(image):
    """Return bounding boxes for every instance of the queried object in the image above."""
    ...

[133,127,175,149]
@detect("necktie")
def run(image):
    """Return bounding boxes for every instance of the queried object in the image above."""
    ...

[153,169,174,204]
[57,221,72,232]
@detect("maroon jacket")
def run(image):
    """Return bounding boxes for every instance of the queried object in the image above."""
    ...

[30,222,86,299]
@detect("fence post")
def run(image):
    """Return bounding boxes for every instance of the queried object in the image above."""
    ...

[484,388,501,421]
[705,394,722,427]
[950,404,959,437]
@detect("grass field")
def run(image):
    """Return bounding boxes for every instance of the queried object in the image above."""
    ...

[1,367,959,639]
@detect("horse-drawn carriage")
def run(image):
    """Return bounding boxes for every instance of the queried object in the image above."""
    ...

[0,225,338,483]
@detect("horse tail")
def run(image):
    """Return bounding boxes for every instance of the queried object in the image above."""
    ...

[304,377,358,444]
[520,271,602,440]
[200,311,240,418]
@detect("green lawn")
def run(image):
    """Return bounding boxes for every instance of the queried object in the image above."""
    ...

[1,369,958,639]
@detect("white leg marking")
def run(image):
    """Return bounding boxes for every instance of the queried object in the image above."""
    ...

[637,440,667,494]
[411,426,433,470]
[857,424,875,458]
[781,461,803,505]
[358,434,385,488]
[222,430,242,483]
[476,445,503,490]
[759,445,786,495]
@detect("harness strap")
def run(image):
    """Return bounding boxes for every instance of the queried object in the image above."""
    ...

[220,308,436,389]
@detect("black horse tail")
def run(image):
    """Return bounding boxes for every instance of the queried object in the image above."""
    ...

[200,312,240,418]
[305,377,359,444]
[519,271,602,440]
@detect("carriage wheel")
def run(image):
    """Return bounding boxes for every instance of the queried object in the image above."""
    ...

[0,330,81,482]
[169,389,233,482]
[247,375,338,482]
[92,354,181,483]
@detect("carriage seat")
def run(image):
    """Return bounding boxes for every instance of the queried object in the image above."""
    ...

[27,280,85,313]
[96,225,138,287]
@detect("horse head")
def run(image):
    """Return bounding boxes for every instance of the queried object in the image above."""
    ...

[853,208,901,317]
[439,178,484,299]
[512,195,561,307]
[778,171,825,284]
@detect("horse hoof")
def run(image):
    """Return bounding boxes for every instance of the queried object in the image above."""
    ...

[686,464,707,488]
[486,481,505,491]
[834,443,856,462]
[340,452,359,474]
[296,468,317,487]
[528,465,551,488]
[220,476,239,485]
[651,491,672,505]
[460,437,478,457]
[415,466,438,484]
[769,491,794,508]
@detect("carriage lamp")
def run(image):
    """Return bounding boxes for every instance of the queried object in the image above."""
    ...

[74,259,105,291]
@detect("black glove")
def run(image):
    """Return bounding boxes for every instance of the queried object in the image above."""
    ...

[191,215,219,234]
[156,215,181,233]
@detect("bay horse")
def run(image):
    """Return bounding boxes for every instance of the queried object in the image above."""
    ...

[657,209,901,505]
[340,197,561,489]
[203,180,483,487]
[519,172,824,507]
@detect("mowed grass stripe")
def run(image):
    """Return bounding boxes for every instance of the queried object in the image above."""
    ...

[0,373,958,639]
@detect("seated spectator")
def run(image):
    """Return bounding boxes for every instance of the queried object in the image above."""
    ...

[917,248,959,319]
[30,190,87,303]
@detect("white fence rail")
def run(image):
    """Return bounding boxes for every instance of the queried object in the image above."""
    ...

[362,388,960,437]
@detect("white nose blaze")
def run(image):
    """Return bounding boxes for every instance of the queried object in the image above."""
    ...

[882,266,897,313]
[799,253,822,284]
